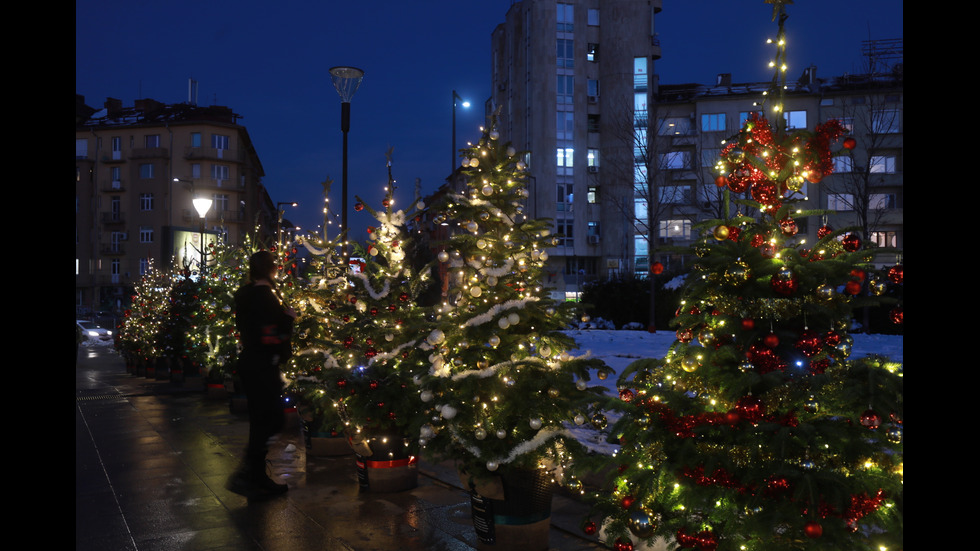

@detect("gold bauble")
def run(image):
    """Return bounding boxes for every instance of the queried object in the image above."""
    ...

[713,225,730,241]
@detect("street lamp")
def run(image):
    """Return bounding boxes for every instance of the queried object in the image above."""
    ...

[452,90,471,174]
[329,65,365,258]
[192,196,212,275]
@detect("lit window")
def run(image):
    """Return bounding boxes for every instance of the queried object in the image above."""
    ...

[701,113,726,132]
[784,110,807,130]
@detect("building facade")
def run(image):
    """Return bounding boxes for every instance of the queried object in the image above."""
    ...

[489,0,664,299]
[75,96,276,318]
[488,1,902,300]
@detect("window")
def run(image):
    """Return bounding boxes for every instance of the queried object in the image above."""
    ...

[587,149,599,167]
[111,259,121,283]
[739,111,762,126]
[556,218,574,246]
[588,79,600,98]
[557,182,573,205]
[557,39,574,68]
[701,148,720,168]
[587,185,599,203]
[212,134,230,149]
[211,164,230,180]
[660,117,692,136]
[588,114,600,133]
[870,193,897,209]
[701,113,726,132]
[827,194,854,211]
[784,110,807,130]
[633,57,647,90]
[139,258,151,276]
[557,3,574,32]
[660,219,692,240]
[191,163,202,178]
[833,156,854,173]
[76,139,88,158]
[556,147,574,168]
[870,156,897,174]
[872,109,900,134]
[110,166,122,188]
[660,151,692,170]
[191,132,202,147]
[833,117,854,132]
[659,185,693,205]
[557,111,574,139]
[139,226,154,243]
[870,231,898,248]
[587,221,600,237]
[139,163,154,179]
[212,193,229,213]
[588,8,599,26]
[140,193,154,211]
[145,134,160,148]
[557,74,574,103]
[587,43,599,62]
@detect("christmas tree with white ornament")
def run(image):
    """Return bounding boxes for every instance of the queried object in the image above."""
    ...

[588,4,903,551]
[288,152,436,447]
[417,112,611,487]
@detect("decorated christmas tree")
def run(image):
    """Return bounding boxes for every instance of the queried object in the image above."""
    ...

[417,113,610,488]
[117,260,173,371]
[590,5,903,550]
[287,152,436,453]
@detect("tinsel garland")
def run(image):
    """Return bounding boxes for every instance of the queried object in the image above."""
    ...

[459,297,537,328]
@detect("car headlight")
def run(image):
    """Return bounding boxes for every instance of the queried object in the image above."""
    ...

[88,330,99,337]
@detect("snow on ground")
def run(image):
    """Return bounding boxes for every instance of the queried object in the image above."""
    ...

[563,329,904,455]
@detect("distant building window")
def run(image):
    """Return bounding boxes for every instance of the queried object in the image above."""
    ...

[140,193,154,211]
[784,110,807,130]
[587,185,599,203]
[556,147,574,168]
[587,43,599,62]
[587,149,599,167]
[660,117,692,136]
[139,227,153,243]
[211,164,230,180]
[660,219,692,240]
[212,193,229,213]
[588,114,600,133]
[701,113,726,132]
[191,163,202,178]
[588,8,599,26]
[872,109,901,134]
[833,156,853,173]
[212,134,230,149]
[870,193,897,209]
[557,39,574,68]
[827,194,853,211]
[870,231,898,247]
[660,151,692,170]
[556,218,574,246]
[139,163,154,179]
[139,258,150,276]
[739,111,762,127]
[557,74,574,104]
[870,156,897,173]
[557,3,574,32]
[191,132,202,147]
[145,134,160,148]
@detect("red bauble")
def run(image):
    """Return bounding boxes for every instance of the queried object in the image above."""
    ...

[614,538,634,551]
[621,495,635,509]
[354,202,364,211]
[888,264,904,284]
[650,261,665,275]
[727,176,750,193]
[842,137,857,150]
[804,521,824,538]
[715,175,728,188]
[741,318,755,331]
[823,331,842,347]
[382,199,390,208]
[762,333,780,348]
[399,292,410,301]
[582,521,597,535]
[889,307,903,325]
[817,224,834,238]
[770,273,798,296]
[795,329,823,357]
[842,233,861,252]
[807,170,824,183]
[845,280,863,295]
[860,409,882,429]
[676,328,694,343]
[369,380,380,390]
[779,217,798,236]
[619,389,635,402]
[850,268,866,282]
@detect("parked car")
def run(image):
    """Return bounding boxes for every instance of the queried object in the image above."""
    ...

[77,320,113,343]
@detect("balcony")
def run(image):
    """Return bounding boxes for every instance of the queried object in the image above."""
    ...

[129,147,169,159]
[102,179,126,192]
[101,212,125,225]
[101,244,126,256]
[183,146,242,163]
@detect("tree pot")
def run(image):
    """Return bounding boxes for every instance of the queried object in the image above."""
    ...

[304,424,355,457]
[459,466,555,551]
[351,430,418,492]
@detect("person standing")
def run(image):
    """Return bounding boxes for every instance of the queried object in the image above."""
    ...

[226,250,296,498]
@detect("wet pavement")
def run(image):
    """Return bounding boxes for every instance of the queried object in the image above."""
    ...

[76,344,609,551]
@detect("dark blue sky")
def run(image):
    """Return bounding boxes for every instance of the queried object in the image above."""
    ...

[76,0,902,240]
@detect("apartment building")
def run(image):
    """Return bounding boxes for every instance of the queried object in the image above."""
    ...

[490,0,664,299]
[487,0,902,299]
[651,65,903,271]
[75,95,276,317]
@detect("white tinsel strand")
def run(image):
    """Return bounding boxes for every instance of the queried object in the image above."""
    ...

[367,339,420,367]
[449,425,572,465]
[466,257,514,278]
[450,357,549,382]
[350,272,391,300]
[460,298,538,328]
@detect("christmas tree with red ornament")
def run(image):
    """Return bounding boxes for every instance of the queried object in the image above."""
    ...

[588,4,903,550]
[288,151,436,447]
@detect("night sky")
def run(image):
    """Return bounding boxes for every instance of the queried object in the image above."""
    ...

[76,0,903,240]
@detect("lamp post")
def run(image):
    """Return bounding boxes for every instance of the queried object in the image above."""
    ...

[192,196,212,275]
[452,90,471,174]
[329,66,364,258]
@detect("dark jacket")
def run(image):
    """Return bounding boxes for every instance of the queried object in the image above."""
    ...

[234,283,293,367]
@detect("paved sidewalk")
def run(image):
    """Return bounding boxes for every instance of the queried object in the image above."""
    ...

[75,344,608,551]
